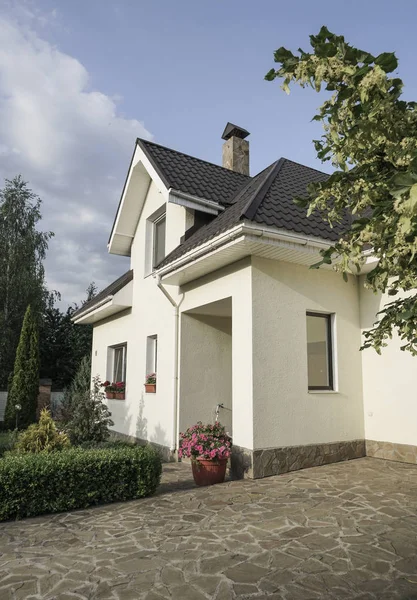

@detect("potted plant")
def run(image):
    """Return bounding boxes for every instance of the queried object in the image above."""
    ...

[114,381,125,400]
[145,373,156,393]
[101,381,115,399]
[179,421,232,486]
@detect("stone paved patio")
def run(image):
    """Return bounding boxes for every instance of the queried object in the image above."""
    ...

[1,457,417,599]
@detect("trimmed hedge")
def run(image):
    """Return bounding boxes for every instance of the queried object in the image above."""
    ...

[0,444,162,521]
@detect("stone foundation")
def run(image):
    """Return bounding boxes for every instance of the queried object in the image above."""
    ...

[232,439,366,479]
[366,439,417,465]
[110,430,175,462]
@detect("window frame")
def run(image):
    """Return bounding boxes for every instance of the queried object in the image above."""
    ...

[146,335,158,377]
[306,311,334,391]
[152,213,166,268]
[111,343,127,383]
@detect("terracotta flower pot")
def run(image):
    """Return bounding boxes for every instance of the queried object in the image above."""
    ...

[145,383,156,393]
[114,392,125,400]
[106,391,115,399]
[192,458,227,486]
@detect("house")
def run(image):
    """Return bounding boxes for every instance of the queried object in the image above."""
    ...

[73,123,417,478]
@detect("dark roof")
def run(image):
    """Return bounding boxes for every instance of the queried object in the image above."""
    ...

[157,158,351,269]
[73,270,133,318]
[137,138,249,205]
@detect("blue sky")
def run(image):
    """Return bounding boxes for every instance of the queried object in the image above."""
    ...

[0,0,416,303]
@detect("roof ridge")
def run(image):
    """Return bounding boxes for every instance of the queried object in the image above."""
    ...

[137,137,251,179]
[240,159,285,220]
[280,156,329,177]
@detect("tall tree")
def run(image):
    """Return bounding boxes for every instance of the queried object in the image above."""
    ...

[266,28,417,354]
[39,283,96,389]
[0,176,53,387]
[4,305,40,429]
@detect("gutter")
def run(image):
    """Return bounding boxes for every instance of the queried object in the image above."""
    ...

[154,275,180,453]
[71,296,113,322]
[168,188,225,215]
[156,222,331,279]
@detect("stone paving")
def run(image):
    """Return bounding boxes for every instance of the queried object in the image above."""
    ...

[1,457,417,599]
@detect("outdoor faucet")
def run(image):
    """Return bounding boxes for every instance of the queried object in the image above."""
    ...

[215,403,224,422]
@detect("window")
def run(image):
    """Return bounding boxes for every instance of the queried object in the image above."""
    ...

[306,313,333,390]
[112,344,127,382]
[153,214,166,267]
[146,335,157,376]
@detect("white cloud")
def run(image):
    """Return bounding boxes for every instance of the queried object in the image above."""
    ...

[0,8,152,305]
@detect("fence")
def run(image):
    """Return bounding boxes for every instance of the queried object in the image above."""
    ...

[0,391,64,422]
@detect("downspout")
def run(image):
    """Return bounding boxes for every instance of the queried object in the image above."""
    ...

[154,275,180,454]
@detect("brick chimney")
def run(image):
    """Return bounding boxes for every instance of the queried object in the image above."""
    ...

[221,122,250,176]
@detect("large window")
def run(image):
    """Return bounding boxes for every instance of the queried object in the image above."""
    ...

[153,214,166,267]
[112,344,127,382]
[306,312,333,390]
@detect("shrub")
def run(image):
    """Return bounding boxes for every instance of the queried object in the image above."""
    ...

[0,431,18,457]
[59,355,91,424]
[66,374,113,445]
[14,409,70,453]
[0,444,162,521]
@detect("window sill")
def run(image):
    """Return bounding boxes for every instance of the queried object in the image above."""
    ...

[308,390,340,395]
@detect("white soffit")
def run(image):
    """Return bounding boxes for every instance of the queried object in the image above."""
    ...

[73,281,133,324]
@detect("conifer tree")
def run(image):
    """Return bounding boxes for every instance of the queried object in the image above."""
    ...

[5,305,40,429]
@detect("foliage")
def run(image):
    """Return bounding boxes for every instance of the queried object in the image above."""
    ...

[0,431,18,457]
[179,422,232,462]
[39,283,96,389]
[14,409,70,453]
[145,373,156,384]
[65,374,114,445]
[0,176,53,387]
[0,444,162,521]
[266,27,417,354]
[4,306,40,429]
[59,355,91,424]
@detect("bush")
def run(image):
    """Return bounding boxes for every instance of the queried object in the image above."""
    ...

[15,409,70,453]
[0,431,18,457]
[0,444,162,521]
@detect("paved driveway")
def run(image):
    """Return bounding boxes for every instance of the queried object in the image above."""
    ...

[1,457,417,600]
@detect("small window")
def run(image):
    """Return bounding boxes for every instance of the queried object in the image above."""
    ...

[153,215,166,267]
[112,344,127,382]
[146,335,157,376]
[306,313,333,390]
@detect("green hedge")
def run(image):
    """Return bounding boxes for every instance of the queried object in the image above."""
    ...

[0,445,162,521]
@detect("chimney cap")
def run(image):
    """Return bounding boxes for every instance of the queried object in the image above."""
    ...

[221,122,250,141]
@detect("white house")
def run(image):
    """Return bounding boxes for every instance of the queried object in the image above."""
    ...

[73,123,417,478]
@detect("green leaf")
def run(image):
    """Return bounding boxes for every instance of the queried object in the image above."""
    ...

[265,68,276,82]
[273,47,296,63]
[375,52,398,73]
[342,271,348,282]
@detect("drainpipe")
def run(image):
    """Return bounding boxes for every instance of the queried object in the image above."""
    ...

[154,275,180,454]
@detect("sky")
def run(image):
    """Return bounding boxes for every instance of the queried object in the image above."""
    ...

[0,0,416,305]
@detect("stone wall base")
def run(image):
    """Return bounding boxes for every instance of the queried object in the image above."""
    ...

[232,440,366,479]
[366,439,417,465]
[109,430,175,463]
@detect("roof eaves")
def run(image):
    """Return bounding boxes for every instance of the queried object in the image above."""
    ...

[241,159,285,221]
[108,141,138,245]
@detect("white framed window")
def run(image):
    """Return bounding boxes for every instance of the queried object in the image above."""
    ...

[107,343,127,383]
[306,312,334,390]
[146,335,157,376]
[153,214,166,268]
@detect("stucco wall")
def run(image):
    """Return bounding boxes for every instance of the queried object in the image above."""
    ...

[179,314,232,435]
[360,279,417,446]
[251,256,364,449]
[180,259,254,449]
[91,181,187,450]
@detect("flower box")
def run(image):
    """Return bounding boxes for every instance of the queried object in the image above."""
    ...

[114,392,125,400]
[145,384,156,393]
[106,391,115,399]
